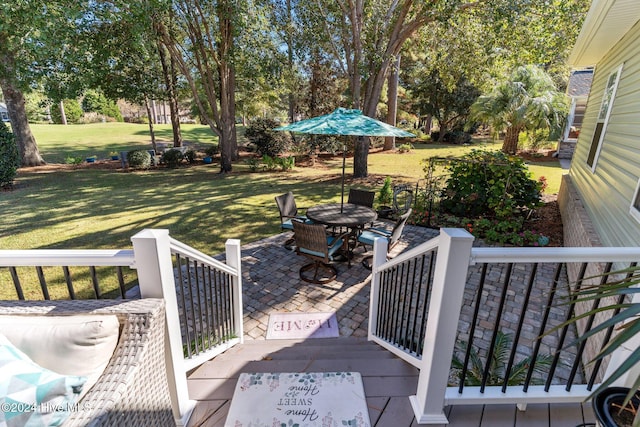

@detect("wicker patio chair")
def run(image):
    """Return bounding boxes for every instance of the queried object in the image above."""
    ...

[0,299,175,427]
[357,208,412,269]
[275,191,312,248]
[347,188,375,208]
[292,221,348,284]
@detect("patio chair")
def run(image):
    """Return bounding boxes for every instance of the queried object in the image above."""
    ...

[0,299,175,426]
[275,191,311,248]
[348,188,375,208]
[357,208,412,269]
[292,220,348,284]
[392,184,413,216]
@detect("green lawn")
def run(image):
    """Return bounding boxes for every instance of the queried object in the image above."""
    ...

[1,123,566,299]
[9,123,566,250]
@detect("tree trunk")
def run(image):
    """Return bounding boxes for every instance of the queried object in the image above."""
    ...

[353,135,369,178]
[58,100,67,125]
[384,55,400,151]
[0,79,45,166]
[144,97,157,153]
[502,126,521,154]
[157,40,183,147]
[217,0,237,171]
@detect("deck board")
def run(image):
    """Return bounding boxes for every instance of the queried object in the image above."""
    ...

[187,339,599,427]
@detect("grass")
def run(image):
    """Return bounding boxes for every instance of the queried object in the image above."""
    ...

[1,123,566,299]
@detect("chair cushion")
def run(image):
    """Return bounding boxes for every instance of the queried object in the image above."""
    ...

[327,237,344,260]
[0,315,119,400]
[282,216,312,230]
[0,333,86,427]
[358,229,391,246]
[298,236,343,260]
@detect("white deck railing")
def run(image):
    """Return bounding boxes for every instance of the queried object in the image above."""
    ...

[370,228,640,424]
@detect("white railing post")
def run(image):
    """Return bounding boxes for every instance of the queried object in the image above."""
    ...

[410,228,474,424]
[225,238,244,344]
[368,237,389,339]
[131,229,195,427]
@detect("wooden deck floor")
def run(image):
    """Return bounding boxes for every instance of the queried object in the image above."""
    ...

[186,338,596,427]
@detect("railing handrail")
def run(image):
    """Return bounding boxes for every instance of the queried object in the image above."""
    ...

[376,235,440,272]
[168,238,238,276]
[471,246,640,264]
[0,249,135,267]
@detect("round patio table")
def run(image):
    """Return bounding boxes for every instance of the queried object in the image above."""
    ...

[306,203,377,265]
[306,203,377,228]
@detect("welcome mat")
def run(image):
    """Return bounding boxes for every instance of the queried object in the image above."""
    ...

[266,312,339,339]
[225,372,371,427]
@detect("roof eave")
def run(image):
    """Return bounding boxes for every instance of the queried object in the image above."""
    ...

[568,0,640,68]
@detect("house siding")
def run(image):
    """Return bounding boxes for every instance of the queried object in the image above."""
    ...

[564,17,640,247]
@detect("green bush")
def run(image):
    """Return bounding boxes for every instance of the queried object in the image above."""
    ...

[127,150,151,169]
[161,149,184,168]
[204,145,219,157]
[377,177,393,207]
[65,156,84,165]
[50,99,83,124]
[245,118,291,157]
[277,156,295,171]
[397,143,413,153]
[245,157,262,172]
[0,121,19,188]
[184,149,196,164]
[82,90,123,122]
[440,150,543,220]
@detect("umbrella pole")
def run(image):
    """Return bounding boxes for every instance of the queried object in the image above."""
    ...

[341,143,346,213]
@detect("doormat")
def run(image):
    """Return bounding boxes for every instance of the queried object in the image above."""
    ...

[225,372,371,427]
[266,312,339,339]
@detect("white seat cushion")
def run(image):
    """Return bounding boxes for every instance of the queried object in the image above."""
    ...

[0,315,120,398]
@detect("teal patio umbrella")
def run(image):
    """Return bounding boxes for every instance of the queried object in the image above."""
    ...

[274,108,414,210]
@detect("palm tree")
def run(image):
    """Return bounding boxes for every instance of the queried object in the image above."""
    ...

[470,65,568,154]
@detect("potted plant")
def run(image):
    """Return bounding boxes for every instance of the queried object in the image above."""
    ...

[376,176,394,219]
[86,155,97,163]
[560,266,640,426]
[109,151,119,160]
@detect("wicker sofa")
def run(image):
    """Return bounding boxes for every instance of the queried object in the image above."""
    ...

[0,298,176,427]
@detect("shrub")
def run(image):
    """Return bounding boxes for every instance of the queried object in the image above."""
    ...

[161,149,184,168]
[65,156,84,165]
[439,150,542,220]
[377,177,393,207]
[397,143,413,153]
[184,149,197,164]
[245,118,291,157]
[127,150,152,169]
[277,156,295,171]
[430,130,472,144]
[0,121,19,188]
[245,157,262,172]
[204,145,219,157]
[82,90,123,122]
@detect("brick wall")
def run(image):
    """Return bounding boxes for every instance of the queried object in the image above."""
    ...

[558,174,603,250]
[558,174,610,381]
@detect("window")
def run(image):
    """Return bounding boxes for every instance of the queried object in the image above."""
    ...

[0,112,7,122]
[587,64,623,170]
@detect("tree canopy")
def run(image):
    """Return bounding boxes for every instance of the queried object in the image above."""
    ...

[0,0,590,171]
